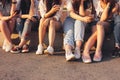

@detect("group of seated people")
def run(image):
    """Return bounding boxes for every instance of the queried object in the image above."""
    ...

[0,0,120,63]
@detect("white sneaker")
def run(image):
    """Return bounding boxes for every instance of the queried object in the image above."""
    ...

[65,51,75,61]
[36,44,43,55]
[44,46,54,55]
[74,48,81,59]
[2,40,7,50]
[5,44,13,52]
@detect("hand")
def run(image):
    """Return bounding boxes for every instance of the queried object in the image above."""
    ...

[10,11,18,18]
[83,16,94,23]
[51,5,60,13]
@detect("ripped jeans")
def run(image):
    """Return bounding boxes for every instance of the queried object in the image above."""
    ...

[63,17,86,48]
[16,17,39,40]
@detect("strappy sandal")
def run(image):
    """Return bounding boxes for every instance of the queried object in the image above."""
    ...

[22,44,29,53]
[112,47,119,57]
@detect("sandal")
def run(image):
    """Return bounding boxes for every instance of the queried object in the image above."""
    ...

[82,52,92,63]
[10,46,22,53]
[112,47,119,57]
[93,52,102,62]
[22,44,29,53]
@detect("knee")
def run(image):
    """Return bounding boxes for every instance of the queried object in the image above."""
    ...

[0,20,6,28]
[25,19,31,24]
[96,21,105,29]
[49,19,55,28]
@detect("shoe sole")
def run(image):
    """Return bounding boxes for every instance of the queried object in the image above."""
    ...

[66,56,76,61]
[82,57,92,64]
[44,50,53,55]
[22,50,29,53]
[10,50,20,54]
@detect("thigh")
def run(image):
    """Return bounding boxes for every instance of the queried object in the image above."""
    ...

[63,17,75,34]
[54,20,62,31]
[97,21,111,33]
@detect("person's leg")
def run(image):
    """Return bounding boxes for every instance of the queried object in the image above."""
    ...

[94,21,110,61]
[11,19,33,53]
[48,19,61,47]
[82,31,97,63]
[0,20,13,52]
[114,15,120,48]
[114,23,120,48]
[63,17,75,61]
[8,18,16,34]
[36,18,50,54]
[39,18,50,45]
[18,19,32,48]
[74,20,86,59]
[44,18,61,54]
[16,18,24,38]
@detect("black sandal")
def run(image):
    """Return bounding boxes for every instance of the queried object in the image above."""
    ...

[112,47,119,57]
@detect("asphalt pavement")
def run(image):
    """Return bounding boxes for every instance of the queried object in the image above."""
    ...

[0,49,120,80]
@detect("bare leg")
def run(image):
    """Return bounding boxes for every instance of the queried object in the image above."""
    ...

[39,18,50,45]
[48,19,61,47]
[0,21,12,45]
[8,18,15,34]
[82,32,97,63]
[94,21,110,61]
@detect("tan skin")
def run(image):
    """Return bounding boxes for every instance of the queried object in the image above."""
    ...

[82,0,118,61]
[0,0,17,46]
[17,0,40,48]
[64,0,94,54]
[38,1,61,48]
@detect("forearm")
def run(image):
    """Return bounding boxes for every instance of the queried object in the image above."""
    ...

[79,0,85,16]
[0,16,12,21]
[10,0,17,15]
[100,4,110,21]
[29,0,35,16]
[44,10,56,18]
[20,14,29,19]
[70,11,84,21]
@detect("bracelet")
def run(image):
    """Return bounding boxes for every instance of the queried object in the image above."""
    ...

[12,2,17,4]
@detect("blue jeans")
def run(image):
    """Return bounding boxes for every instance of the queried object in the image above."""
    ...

[114,15,120,46]
[63,17,86,48]
[16,18,33,40]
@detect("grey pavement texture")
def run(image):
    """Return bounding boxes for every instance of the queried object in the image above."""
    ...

[0,49,120,80]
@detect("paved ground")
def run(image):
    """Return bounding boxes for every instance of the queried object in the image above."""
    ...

[0,48,120,80]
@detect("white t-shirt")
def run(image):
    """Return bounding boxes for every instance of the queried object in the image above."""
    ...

[38,0,63,21]
[93,0,103,18]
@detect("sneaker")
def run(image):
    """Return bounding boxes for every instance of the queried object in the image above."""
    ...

[22,44,29,53]
[5,44,13,52]
[36,44,43,55]
[65,51,75,61]
[74,48,81,59]
[44,46,54,55]
[10,46,22,53]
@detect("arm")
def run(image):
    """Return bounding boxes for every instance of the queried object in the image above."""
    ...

[10,0,17,15]
[100,3,118,21]
[20,14,29,19]
[29,0,35,17]
[44,5,60,18]
[0,12,16,20]
[79,0,86,16]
